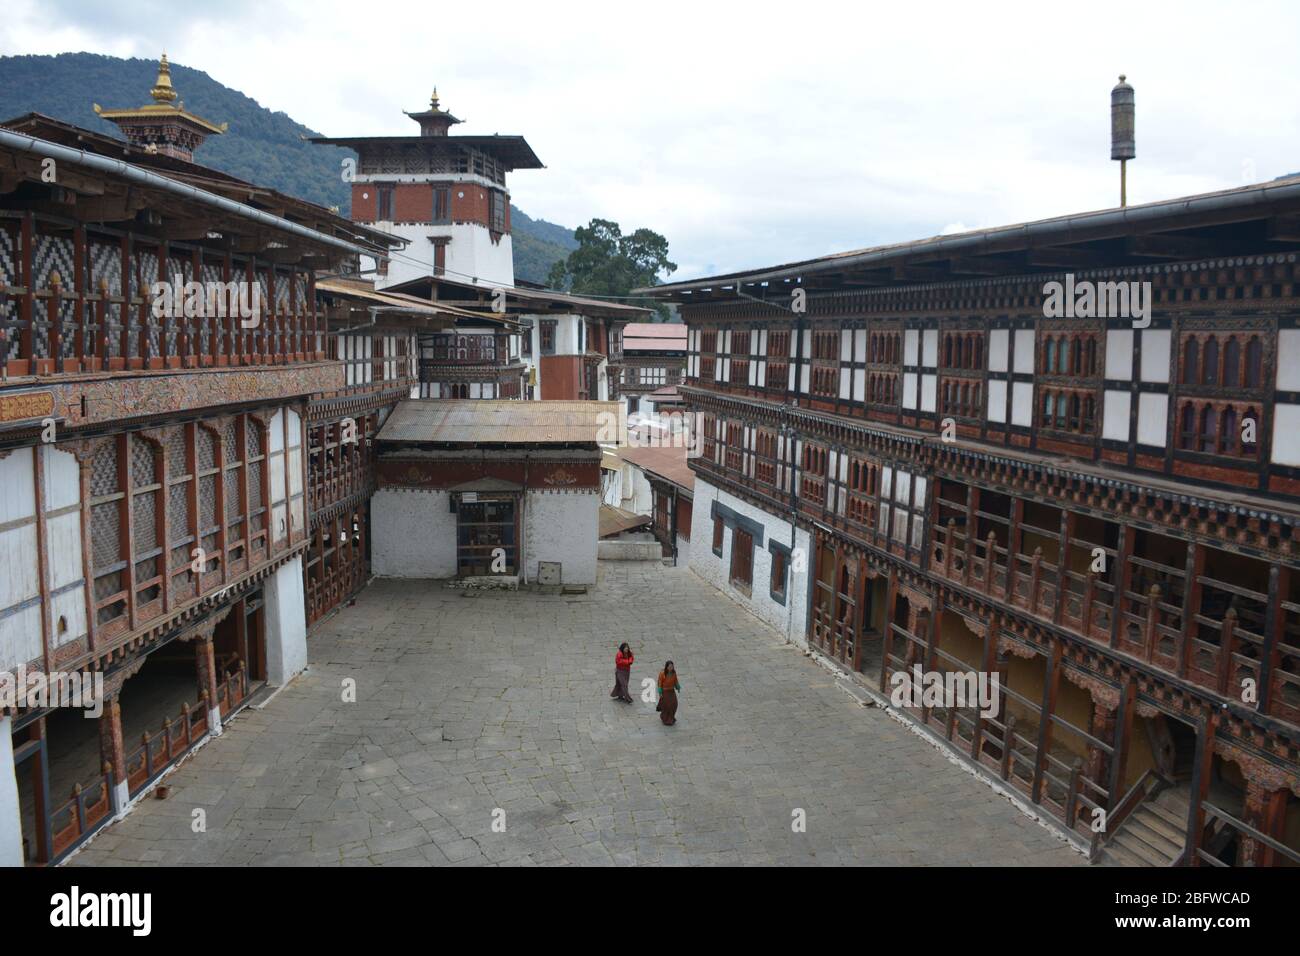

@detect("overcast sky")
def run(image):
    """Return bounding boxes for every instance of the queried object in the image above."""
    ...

[3,0,1298,281]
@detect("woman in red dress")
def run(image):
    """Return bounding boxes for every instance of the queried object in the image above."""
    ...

[657,661,682,726]
[610,643,634,703]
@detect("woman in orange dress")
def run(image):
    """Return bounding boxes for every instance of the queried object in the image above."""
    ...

[657,661,682,726]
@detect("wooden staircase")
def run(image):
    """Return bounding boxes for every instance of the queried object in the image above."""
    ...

[1100,786,1189,866]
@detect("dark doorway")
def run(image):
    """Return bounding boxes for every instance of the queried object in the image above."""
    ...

[457,498,518,576]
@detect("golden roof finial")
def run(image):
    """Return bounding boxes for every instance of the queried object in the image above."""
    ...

[430,87,440,110]
[150,53,178,104]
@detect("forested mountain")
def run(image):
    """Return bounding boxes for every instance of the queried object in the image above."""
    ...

[0,52,577,282]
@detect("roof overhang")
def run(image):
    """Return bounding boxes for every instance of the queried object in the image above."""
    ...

[635,176,1300,303]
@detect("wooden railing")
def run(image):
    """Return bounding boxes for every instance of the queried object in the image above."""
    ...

[928,517,1298,727]
[0,211,322,378]
[49,764,114,860]
[125,695,210,798]
[1092,768,1164,860]
[215,663,249,718]
[1193,803,1300,867]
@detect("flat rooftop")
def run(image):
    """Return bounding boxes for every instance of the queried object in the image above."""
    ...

[375,399,620,446]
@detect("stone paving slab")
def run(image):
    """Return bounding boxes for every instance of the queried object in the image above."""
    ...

[69,562,1085,867]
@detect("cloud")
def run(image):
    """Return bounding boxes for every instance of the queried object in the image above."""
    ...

[3,0,1298,281]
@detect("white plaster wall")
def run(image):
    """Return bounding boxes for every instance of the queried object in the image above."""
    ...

[372,488,457,578]
[526,490,598,585]
[0,715,20,866]
[0,448,41,673]
[264,555,308,687]
[688,478,810,648]
[1103,390,1131,441]
[629,467,653,515]
[601,467,624,508]
[374,222,514,290]
[1272,404,1300,466]
[674,533,691,567]
[1279,331,1300,390]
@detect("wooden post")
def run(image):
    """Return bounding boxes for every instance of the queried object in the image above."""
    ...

[984,532,997,594]
[1184,712,1217,866]
[1055,510,1073,625]
[48,271,63,373]
[944,519,956,577]
[879,570,898,695]
[1107,680,1136,815]
[1217,610,1238,695]
[1000,714,1017,780]
[1111,524,1131,649]
[1082,572,1097,637]
[1258,565,1282,715]
[964,486,980,586]
[1065,757,1084,826]
[1005,499,1024,602]
[1031,642,1062,803]
[1144,584,1162,659]
[1029,547,1043,614]
[971,614,998,763]
[1178,543,1205,678]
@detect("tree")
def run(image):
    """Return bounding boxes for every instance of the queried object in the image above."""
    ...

[546,219,677,320]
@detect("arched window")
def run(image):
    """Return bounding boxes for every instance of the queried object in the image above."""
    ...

[1199,405,1218,453]
[1042,392,1055,427]
[1203,338,1219,385]
[1223,337,1241,387]
[1058,337,1071,374]
[1069,393,1081,430]
[1181,403,1197,448]
[1221,407,1238,455]
[1045,339,1057,373]
[1184,338,1199,385]
[1246,337,1262,387]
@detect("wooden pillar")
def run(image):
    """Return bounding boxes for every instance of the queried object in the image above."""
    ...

[1258,565,1282,715]
[1085,700,1116,790]
[191,622,224,735]
[970,614,999,763]
[1005,498,1024,602]
[1111,524,1132,648]
[879,570,898,695]
[1031,642,1062,804]
[1237,776,1284,867]
[964,486,980,586]
[1178,543,1205,678]
[27,719,50,864]
[1184,712,1217,866]
[1054,510,1073,625]
[1107,679,1137,815]
[98,695,129,814]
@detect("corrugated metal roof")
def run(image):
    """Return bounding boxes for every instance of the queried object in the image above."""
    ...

[619,444,695,492]
[376,399,620,445]
[316,278,502,323]
[599,504,652,539]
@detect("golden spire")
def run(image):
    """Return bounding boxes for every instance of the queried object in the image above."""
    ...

[150,53,178,104]
[430,87,440,110]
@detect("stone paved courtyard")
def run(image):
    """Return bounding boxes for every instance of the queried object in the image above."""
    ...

[69,561,1085,866]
